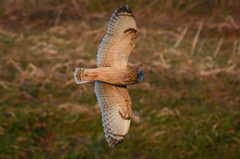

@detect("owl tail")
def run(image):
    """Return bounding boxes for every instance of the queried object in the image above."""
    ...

[73,68,98,84]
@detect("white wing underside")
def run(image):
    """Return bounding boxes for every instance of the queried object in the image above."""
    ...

[95,81,132,147]
[97,6,137,67]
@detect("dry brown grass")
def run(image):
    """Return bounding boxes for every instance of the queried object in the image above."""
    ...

[0,0,240,158]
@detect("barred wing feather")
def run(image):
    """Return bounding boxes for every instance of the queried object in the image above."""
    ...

[97,5,137,68]
[95,81,132,147]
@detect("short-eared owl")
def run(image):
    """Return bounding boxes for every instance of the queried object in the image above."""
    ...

[74,5,143,147]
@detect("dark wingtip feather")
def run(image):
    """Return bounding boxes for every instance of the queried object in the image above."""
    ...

[115,5,132,14]
[126,5,131,13]
[107,136,125,147]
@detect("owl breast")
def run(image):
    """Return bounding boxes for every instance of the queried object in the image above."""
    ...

[121,65,140,85]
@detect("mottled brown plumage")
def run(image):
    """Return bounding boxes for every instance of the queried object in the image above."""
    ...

[74,65,140,85]
[73,5,143,147]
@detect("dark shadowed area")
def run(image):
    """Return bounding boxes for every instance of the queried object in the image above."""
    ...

[0,0,240,158]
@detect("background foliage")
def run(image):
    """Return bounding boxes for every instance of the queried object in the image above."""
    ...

[0,0,240,158]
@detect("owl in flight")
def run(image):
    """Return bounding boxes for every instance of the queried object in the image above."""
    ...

[74,5,143,147]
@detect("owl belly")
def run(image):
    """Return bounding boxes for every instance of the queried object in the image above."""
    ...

[96,67,138,85]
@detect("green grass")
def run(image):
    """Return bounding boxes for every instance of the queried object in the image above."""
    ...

[0,0,240,158]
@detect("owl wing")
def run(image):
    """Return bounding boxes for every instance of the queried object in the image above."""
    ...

[95,81,132,147]
[97,5,137,68]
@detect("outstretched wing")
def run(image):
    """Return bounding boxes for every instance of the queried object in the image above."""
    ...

[97,5,137,68]
[95,81,132,147]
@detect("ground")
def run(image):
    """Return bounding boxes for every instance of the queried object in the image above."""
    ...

[0,0,240,158]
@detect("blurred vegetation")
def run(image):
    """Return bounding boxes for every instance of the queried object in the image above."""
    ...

[0,0,240,158]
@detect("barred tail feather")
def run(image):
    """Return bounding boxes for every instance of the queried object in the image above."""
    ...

[73,68,97,84]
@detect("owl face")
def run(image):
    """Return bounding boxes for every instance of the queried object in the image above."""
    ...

[138,68,143,82]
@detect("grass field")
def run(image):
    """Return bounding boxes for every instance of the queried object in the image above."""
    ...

[0,0,240,158]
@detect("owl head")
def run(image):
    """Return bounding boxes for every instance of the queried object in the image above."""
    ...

[138,68,143,82]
